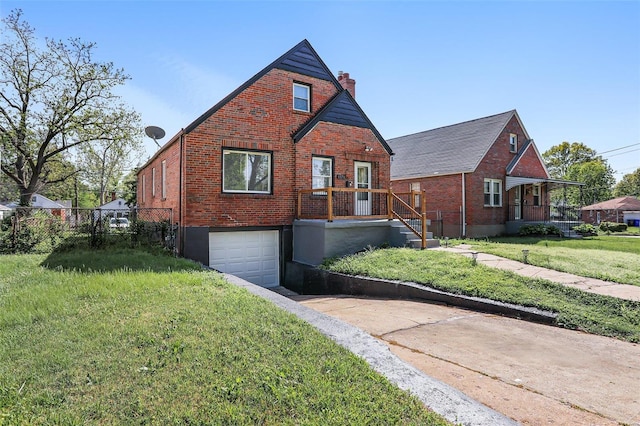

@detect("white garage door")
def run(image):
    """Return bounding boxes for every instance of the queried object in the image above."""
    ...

[209,230,279,288]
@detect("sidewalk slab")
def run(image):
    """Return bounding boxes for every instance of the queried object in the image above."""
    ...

[436,246,640,302]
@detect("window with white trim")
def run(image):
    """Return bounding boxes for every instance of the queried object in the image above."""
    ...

[293,83,310,112]
[223,149,271,194]
[161,160,167,199]
[509,134,517,153]
[152,167,156,197]
[532,184,541,206]
[312,156,332,190]
[484,178,502,207]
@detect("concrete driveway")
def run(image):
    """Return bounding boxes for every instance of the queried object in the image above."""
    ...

[293,295,640,426]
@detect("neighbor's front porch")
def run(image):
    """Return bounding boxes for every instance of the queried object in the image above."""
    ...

[505,177,584,235]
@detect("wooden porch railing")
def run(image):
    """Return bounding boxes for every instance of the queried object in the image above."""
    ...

[297,188,428,249]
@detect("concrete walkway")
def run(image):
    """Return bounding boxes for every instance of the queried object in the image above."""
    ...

[436,244,640,302]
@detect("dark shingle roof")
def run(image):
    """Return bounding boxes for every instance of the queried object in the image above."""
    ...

[293,91,393,154]
[388,110,519,179]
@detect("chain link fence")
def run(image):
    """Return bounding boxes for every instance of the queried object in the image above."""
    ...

[0,207,175,254]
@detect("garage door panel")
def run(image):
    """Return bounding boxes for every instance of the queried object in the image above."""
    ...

[209,231,279,288]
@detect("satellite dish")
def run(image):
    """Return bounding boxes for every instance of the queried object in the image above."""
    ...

[145,126,166,148]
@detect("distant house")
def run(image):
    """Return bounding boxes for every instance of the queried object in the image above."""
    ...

[94,197,130,221]
[581,196,640,225]
[5,193,71,221]
[137,40,394,287]
[388,110,583,237]
[0,203,11,220]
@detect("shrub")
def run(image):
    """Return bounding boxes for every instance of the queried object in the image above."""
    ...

[0,210,64,254]
[518,224,563,237]
[572,223,598,236]
[599,222,628,233]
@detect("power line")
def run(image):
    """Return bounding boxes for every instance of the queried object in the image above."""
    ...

[603,148,640,159]
[598,143,640,155]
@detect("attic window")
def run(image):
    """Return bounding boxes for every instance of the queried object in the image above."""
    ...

[293,83,310,112]
[509,134,518,153]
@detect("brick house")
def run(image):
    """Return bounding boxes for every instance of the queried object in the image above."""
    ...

[388,110,582,237]
[581,196,640,225]
[137,40,393,287]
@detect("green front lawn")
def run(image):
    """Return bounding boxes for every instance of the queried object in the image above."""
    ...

[460,235,640,286]
[0,249,449,425]
[322,247,640,343]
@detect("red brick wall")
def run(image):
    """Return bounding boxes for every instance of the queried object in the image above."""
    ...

[509,144,548,178]
[137,68,391,229]
[137,140,181,220]
[181,69,339,228]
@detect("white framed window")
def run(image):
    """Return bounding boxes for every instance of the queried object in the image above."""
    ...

[484,178,502,207]
[312,156,332,191]
[293,83,310,112]
[161,160,167,199]
[509,134,517,153]
[532,184,541,206]
[152,167,156,197]
[141,175,146,203]
[223,149,272,194]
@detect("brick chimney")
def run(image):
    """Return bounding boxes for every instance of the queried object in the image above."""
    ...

[337,71,356,98]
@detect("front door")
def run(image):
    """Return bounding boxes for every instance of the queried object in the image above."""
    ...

[514,186,522,220]
[355,161,372,215]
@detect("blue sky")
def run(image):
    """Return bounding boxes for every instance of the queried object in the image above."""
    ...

[2,0,639,181]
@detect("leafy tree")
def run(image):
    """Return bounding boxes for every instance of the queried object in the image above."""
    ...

[120,167,139,207]
[565,160,615,205]
[542,141,616,206]
[542,142,597,178]
[613,168,640,197]
[0,9,142,206]
[0,173,19,202]
[77,136,143,205]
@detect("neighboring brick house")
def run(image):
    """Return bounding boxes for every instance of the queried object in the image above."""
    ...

[388,110,581,237]
[581,196,640,225]
[137,40,392,287]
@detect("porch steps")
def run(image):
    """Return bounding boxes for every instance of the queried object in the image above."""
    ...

[562,230,583,239]
[389,220,440,249]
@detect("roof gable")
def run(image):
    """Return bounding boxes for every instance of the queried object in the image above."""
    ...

[184,39,341,133]
[506,138,550,178]
[32,193,65,209]
[388,110,519,179]
[292,91,393,154]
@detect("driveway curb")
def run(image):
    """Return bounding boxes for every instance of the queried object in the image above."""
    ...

[224,273,518,426]
[286,263,557,325]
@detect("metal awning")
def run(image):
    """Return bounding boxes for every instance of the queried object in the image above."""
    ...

[505,176,584,191]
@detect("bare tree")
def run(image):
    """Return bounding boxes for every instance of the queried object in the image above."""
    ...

[0,9,142,205]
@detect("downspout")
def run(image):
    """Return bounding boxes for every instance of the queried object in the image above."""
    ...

[461,172,466,237]
[179,131,185,256]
